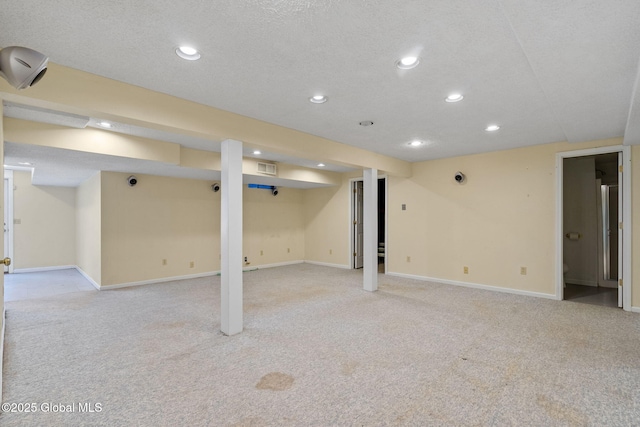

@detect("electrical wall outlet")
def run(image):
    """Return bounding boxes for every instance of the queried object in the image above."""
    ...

[162,259,167,266]
[406,256,411,263]
[464,266,469,274]
[189,261,195,268]
[520,266,527,275]
[329,249,333,255]
[260,250,263,256]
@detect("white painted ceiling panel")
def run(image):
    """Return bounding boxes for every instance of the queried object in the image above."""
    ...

[2,0,640,185]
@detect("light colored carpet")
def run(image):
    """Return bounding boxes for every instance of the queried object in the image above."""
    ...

[1,264,639,426]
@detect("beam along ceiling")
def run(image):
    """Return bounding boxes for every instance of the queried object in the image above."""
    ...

[2,0,640,184]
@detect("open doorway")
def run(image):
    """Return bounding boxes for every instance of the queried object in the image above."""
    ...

[559,147,630,309]
[351,177,386,273]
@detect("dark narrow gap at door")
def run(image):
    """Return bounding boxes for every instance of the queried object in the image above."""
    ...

[353,177,386,271]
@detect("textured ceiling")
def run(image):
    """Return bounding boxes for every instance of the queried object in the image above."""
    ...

[2,0,640,186]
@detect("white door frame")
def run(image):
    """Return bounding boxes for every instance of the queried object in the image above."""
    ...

[350,175,388,273]
[3,169,14,274]
[555,145,631,310]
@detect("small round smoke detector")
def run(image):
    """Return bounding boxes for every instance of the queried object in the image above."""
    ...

[359,120,374,127]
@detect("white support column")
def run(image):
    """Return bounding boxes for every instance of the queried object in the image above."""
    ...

[363,168,378,292]
[220,139,243,336]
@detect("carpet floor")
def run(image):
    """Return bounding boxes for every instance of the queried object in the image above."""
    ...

[1,264,639,426]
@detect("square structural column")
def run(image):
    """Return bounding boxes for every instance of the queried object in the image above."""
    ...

[363,168,378,292]
[220,139,243,335]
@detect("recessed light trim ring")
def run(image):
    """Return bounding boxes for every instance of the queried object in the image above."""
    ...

[445,93,464,102]
[396,56,420,70]
[309,95,328,104]
[176,46,201,61]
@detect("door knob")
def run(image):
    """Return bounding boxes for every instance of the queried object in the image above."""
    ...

[2,258,11,266]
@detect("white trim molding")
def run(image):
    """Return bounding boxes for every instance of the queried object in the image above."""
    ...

[631,307,640,314]
[0,308,5,403]
[304,260,351,270]
[387,272,557,300]
[555,145,632,310]
[98,271,218,291]
[249,260,304,270]
[13,265,77,274]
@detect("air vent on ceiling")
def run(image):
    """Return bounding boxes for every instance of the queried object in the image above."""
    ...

[257,162,277,176]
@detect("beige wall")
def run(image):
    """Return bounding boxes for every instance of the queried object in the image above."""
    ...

[76,172,102,285]
[6,136,640,308]
[303,175,352,267]
[13,171,76,269]
[388,144,558,294]
[99,172,306,287]
[387,138,628,296]
[100,172,219,286]
[244,186,305,267]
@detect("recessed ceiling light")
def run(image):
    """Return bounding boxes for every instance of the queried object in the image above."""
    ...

[97,121,112,128]
[176,46,201,61]
[485,124,501,132]
[317,163,326,167]
[445,93,464,103]
[396,56,420,70]
[309,95,328,104]
[359,120,374,127]
[253,150,262,155]
[408,140,424,147]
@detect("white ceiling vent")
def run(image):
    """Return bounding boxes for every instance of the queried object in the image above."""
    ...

[257,162,277,176]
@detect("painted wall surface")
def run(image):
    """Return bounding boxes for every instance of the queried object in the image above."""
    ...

[385,138,625,296]
[13,171,76,269]
[100,172,307,287]
[76,172,102,285]
[100,172,219,286]
[303,175,352,267]
[243,186,305,267]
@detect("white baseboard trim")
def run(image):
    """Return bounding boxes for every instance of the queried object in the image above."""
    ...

[304,260,351,269]
[1,307,5,403]
[246,260,304,270]
[12,265,76,274]
[386,272,557,300]
[631,306,640,314]
[94,260,306,290]
[74,266,101,291]
[99,271,219,290]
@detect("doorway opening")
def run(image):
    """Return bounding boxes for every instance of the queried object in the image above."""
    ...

[351,177,386,273]
[557,146,630,309]
[3,169,14,274]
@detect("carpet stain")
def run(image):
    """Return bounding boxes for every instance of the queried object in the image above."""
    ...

[256,372,294,391]
[536,394,588,426]
[341,360,359,376]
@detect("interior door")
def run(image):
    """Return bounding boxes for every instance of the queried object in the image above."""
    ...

[617,152,623,308]
[353,181,363,269]
[563,157,599,287]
